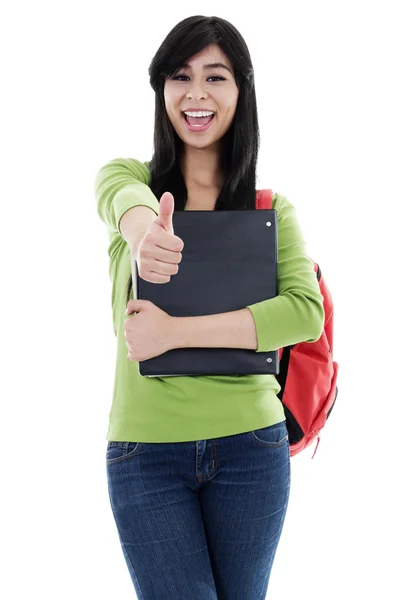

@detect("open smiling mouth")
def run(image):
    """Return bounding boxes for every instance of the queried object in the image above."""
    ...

[182,113,216,132]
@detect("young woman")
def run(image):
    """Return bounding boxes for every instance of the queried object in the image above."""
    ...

[94,15,324,600]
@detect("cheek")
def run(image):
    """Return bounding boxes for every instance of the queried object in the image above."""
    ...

[164,85,181,108]
[226,101,239,122]
[218,106,237,124]
[163,92,174,117]
[164,102,179,125]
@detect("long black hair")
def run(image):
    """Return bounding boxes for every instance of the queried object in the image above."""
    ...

[126,15,261,306]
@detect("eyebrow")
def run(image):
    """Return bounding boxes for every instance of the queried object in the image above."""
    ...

[180,62,233,75]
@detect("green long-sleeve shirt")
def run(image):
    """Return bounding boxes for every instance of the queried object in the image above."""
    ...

[94,157,325,442]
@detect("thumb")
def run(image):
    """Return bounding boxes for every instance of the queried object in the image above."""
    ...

[155,192,175,234]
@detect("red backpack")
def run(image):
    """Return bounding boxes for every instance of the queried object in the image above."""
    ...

[256,189,339,459]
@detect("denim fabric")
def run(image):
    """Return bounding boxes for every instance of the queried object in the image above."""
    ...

[106,420,291,599]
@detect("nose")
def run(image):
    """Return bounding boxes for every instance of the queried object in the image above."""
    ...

[187,79,208,101]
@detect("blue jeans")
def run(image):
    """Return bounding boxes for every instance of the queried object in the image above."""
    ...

[106,420,291,600]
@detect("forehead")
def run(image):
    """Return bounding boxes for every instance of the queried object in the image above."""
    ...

[181,44,233,72]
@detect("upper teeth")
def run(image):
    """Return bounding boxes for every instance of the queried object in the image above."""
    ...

[184,111,215,117]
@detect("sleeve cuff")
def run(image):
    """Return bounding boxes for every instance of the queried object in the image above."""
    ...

[114,184,160,236]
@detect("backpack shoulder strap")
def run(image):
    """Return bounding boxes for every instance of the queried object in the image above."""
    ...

[256,189,273,209]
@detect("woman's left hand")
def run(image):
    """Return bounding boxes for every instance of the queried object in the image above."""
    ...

[124,300,175,362]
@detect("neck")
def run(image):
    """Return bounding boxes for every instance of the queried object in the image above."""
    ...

[180,143,224,191]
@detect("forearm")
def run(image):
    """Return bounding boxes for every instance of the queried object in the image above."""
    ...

[120,205,157,256]
[171,308,259,351]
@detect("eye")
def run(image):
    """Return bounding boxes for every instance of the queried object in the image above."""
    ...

[172,75,225,82]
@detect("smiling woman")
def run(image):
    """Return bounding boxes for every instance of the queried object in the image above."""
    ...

[163,45,239,154]
[93,14,305,600]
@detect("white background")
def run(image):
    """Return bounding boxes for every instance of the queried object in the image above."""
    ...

[2,1,399,598]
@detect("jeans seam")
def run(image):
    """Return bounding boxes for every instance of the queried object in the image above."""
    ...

[106,442,141,464]
[251,432,289,448]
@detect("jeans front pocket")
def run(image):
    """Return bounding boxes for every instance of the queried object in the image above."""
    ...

[250,421,289,448]
[106,441,141,464]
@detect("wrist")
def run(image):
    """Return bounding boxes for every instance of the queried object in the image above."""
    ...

[168,317,187,350]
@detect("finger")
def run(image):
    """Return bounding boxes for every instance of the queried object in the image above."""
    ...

[126,299,146,314]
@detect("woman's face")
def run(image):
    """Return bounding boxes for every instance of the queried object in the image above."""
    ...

[164,44,239,149]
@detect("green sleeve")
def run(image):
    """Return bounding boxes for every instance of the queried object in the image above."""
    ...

[94,157,159,235]
[246,193,325,352]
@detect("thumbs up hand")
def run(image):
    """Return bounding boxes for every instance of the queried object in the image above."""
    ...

[135,192,184,284]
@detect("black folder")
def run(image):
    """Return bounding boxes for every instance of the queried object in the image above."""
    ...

[132,208,279,377]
